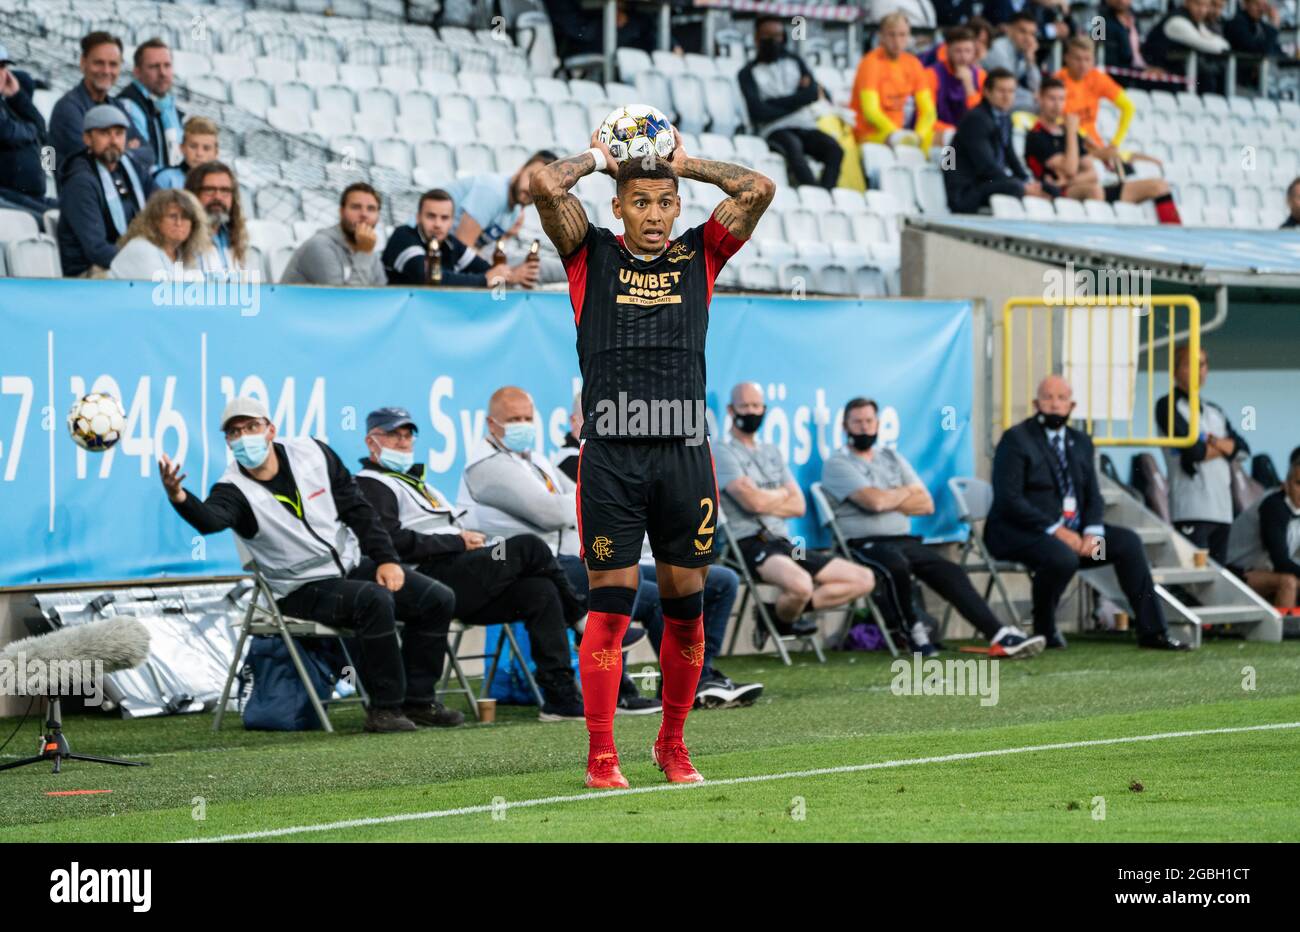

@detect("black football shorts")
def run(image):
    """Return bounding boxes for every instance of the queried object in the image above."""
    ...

[576,437,719,569]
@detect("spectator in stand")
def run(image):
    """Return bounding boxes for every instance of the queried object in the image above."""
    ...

[1103,0,1153,73]
[1142,0,1231,93]
[714,382,876,642]
[185,160,258,276]
[383,189,535,286]
[1057,37,1135,153]
[926,26,986,143]
[107,187,210,280]
[56,105,154,277]
[1155,347,1249,564]
[1025,78,1182,222]
[153,116,219,189]
[821,396,1046,659]
[279,182,384,286]
[986,0,1072,45]
[922,15,995,68]
[933,0,976,26]
[441,151,552,287]
[850,12,936,149]
[985,374,1189,650]
[1226,0,1283,88]
[737,16,843,190]
[983,10,1041,113]
[0,44,55,222]
[1226,458,1300,609]
[945,68,1046,213]
[1281,177,1300,229]
[118,38,183,175]
[543,0,661,58]
[49,33,149,173]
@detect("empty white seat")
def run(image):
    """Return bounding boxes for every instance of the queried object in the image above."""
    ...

[231,77,273,117]
[1052,198,1087,221]
[316,84,358,116]
[632,71,674,118]
[865,189,902,217]
[989,194,1026,218]
[1022,196,1055,220]
[273,80,315,113]
[438,92,477,125]
[255,56,298,84]
[815,263,853,295]
[245,219,293,250]
[311,109,352,135]
[911,165,948,213]
[880,165,918,213]
[474,95,516,127]
[187,73,229,102]
[819,209,854,243]
[567,80,606,104]
[796,241,832,259]
[533,77,571,101]
[1200,205,1231,226]
[1083,199,1116,222]
[797,185,834,212]
[850,211,889,244]
[399,90,438,123]
[0,208,39,243]
[1111,201,1147,224]
[1201,94,1230,116]
[671,73,709,135]
[372,138,413,173]
[756,238,796,263]
[697,133,736,162]
[703,76,745,136]
[732,135,770,167]
[782,208,821,242]
[255,185,301,223]
[893,145,926,167]
[266,105,310,134]
[739,260,779,291]
[5,235,61,278]
[778,261,816,292]
[831,187,867,213]
[328,134,370,163]
[213,53,256,82]
[357,87,399,122]
[616,47,654,81]
[454,141,495,174]
[338,63,380,87]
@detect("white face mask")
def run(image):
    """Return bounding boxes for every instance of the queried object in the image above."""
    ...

[376,445,415,473]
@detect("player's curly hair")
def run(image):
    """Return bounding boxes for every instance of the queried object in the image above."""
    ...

[615,157,678,196]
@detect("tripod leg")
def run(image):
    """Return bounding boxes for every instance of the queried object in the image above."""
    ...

[65,753,147,767]
[0,755,47,772]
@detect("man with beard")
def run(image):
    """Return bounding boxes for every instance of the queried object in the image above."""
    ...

[279,182,385,285]
[185,160,258,276]
[716,382,875,642]
[57,104,155,277]
[823,397,1045,659]
[440,151,552,286]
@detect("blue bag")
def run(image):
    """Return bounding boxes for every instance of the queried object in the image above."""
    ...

[240,636,338,731]
[480,623,579,705]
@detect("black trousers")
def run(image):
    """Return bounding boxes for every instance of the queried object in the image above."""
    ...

[950,177,1023,214]
[419,533,578,680]
[1175,520,1230,566]
[766,127,844,190]
[849,536,1004,640]
[998,523,1167,638]
[277,558,455,709]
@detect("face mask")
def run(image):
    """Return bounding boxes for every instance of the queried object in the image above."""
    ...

[733,412,764,434]
[849,432,877,452]
[757,37,783,62]
[1036,411,1069,430]
[231,432,270,469]
[378,446,414,473]
[502,422,536,453]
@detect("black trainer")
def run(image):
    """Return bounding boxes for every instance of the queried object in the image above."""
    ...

[537,672,585,722]
[694,667,764,709]
[403,701,466,727]
[363,708,418,733]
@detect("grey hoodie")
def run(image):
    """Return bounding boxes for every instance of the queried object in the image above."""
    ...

[278,223,385,286]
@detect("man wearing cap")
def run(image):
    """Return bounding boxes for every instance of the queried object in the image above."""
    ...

[0,44,56,223]
[159,398,464,732]
[49,32,150,174]
[56,104,155,277]
[355,406,589,720]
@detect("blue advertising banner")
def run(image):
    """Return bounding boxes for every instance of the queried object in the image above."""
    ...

[0,280,973,587]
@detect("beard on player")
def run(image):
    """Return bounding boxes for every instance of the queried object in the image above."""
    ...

[611,161,682,255]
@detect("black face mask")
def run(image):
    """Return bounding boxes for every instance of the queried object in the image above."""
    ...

[756,37,783,62]
[734,412,765,434]
[849,431,877,451]
[1036,411,1069,430]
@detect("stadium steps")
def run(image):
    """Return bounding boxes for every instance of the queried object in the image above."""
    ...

[1077,473,1282,649]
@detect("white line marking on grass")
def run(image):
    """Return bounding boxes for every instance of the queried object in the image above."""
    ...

[179,721,1300,843]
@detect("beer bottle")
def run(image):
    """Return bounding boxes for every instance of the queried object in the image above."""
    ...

[425,237,442,284]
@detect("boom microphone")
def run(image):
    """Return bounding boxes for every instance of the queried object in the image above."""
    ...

[1,616,151,676]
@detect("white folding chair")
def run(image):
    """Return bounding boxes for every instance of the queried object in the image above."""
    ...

[941,477,1030,637]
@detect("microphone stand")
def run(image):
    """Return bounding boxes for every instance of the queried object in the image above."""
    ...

[0,697,147,775]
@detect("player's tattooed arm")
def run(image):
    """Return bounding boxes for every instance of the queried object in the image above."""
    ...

[667,130,775,240]
[531,132,619,256]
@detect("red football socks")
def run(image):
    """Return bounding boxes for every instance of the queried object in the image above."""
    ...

[579,587,635,755]
[1155,193,1182,225]
[657,593,706,745]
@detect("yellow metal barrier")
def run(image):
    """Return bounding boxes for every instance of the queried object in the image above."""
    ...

[1002,295,1200,447]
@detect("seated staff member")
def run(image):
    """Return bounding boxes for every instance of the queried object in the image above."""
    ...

[850,11,937,149]
[985,375,1189,650]
[715,382,876,640]
[383,188,537,287]
[354,405,586,722]
[158,397,460,733]
[821,397,1045,659]
[1225,458,1300,609]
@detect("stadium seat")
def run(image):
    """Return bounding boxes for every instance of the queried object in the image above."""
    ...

[860,142,895,187]
[1083,200,1116,223]
[819,209,854,243]
[864,189,902,219]
[42,208,58,240]
[474,95,515,128]
[256,56,298,85]
[1229,207,1260,229]
[911,165,948,213]
[797,185,833,212]
[893,145,926,168]
[370,137,412,173]
[616,47,654,82]
[1206,184,1235,210]
[245,219,294,252]
[757,238,797,264]
[795,241,832,260]
[231,77,273,118]
[187,74,229,102]
[513,97,554,138]
[783,208,821,243]
[266,105,311,134]
[703,76,745,136]
[566,80,606,104]
[551,101,590,150]
[357,87,399,123]
[273,80,314,114]
[1052,198,1086,222]
[437,92,477,125]
[1112,201,1146,224]
[633,71,675,120]
[831,187,867,213]
[850,211,889,245]
[671,74,709,135]
[1201,205,1231,227]
[4,235,61,278]
[989,194,1026,219]
[779,261,815,292]
[533,77,571,101]
[213,53,256,82]
[879,165,918,213]
[740,260,779,291]
[255,185,302,224]
[454,142,496,175]
[816,263,854,295]
[698,133,736,162]
[0,208,38,243]
[851,264,887,297]
[1022,196,1054,220]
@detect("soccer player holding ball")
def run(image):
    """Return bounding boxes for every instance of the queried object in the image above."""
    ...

[530,109,774,789]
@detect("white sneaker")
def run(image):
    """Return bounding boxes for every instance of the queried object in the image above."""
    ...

[990,626,1046,659]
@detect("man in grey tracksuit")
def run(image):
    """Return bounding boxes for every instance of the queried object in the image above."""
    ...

[278,182,386,286]
[1155,347,1249,564]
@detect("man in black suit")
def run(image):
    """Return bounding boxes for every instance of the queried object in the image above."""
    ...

[944,68,1048,214]
[985,375,1189,650]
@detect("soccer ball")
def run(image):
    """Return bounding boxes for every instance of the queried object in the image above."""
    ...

[597,104,675,165]
[67,392,126,452]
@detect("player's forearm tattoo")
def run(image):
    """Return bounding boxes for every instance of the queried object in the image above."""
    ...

[681,157,774,239]
[678,157,763,199]
[532,153,595,254]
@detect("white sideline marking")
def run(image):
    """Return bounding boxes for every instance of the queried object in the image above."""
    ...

[180,721,1300,843]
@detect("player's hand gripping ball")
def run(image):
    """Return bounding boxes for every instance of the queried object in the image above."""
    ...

[68,392,126,452]
[597,104,676,164]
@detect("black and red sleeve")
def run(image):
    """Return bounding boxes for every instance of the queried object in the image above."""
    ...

[701,213,746,302]
[560,222,597,325]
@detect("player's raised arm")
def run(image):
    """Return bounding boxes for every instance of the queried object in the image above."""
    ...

[529,131,617,256]
[666,129,775,240]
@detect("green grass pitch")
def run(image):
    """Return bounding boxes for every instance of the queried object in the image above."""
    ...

[2,637,1298,842]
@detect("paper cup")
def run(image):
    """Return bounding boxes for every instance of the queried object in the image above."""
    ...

[477,698,497,724]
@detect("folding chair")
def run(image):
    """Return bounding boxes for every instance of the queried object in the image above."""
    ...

[437,620,544,719]
[717,509,827,665]
[213,559,368,734]
[808,482,901,658]
[941,477,1028,637]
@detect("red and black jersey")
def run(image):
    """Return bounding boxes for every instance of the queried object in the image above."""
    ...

[561,213,745,441]
[1023,120,1063,181]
